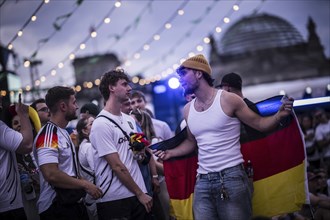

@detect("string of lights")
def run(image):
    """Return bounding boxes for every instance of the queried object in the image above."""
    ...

[28,0,84,59]
[130,0,238,86]
[6,0,48,50]
[8,0,84,78]
[74,0,244,89]
[22,0,124,90]
[17,0,251,93]
[131,0,222,81]
[62,0,190,92]
[105,0,155,52]
[136,0,266,86]
[22,0,187,90]
[14,0,265,94]
[118,0,189,68]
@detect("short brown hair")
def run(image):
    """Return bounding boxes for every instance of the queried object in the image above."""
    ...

[99,69,130,101]
[45,86,75,113]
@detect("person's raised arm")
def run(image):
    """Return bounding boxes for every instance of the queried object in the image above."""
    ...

[222,91,294,133]
[104,153,153,213]
[15,94,33,154]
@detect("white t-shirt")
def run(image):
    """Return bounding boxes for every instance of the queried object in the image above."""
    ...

[152,118,173,141]
[188,90,243,174]
[33,121,79,214]
[304,128,320,161]
[0,121,23,213]
[78,139,95,182]
[90,110,147,203]
[315,120,330,158]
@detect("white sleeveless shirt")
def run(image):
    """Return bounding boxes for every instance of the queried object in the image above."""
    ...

[187,89,244,174]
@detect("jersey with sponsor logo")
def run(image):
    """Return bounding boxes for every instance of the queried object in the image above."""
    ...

[0,121,23,213]
[90,110,147,203]
[33,121,79,214]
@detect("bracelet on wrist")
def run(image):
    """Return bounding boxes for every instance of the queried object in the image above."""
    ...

[152,175,158,179]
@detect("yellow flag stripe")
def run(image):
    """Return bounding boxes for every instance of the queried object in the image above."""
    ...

[252,161,308,217]
[169,193,194,220]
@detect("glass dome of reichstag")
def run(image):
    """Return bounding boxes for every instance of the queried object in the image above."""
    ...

[220,13,305,55]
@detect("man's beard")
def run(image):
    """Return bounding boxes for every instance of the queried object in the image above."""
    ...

[65,111,77,121]
[184,85,197,95]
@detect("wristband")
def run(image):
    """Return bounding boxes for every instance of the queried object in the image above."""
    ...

[152,175,158,179]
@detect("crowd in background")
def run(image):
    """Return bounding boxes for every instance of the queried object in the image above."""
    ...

[0,68,329,220]
[296,108,330,220]
[297,108,330,174]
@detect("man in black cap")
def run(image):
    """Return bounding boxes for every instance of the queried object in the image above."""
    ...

[218,72,265,141]
[217,72,257,112]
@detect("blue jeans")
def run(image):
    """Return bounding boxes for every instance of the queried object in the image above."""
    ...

[193,164,252,220]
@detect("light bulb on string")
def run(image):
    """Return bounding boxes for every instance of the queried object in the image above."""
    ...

[114,1,121,7]
[165,23,172,29]
[24,60,30,68]
[91,31,97,38]
[143,44,150,51]
[75,85,82,92]
[215,27,222,33]
[203,37,210,44]
[125,60,132,66]
[69,53,75,60]
[104,18,111,24]
[31,15,37,21]
[94,79,101,85]
[153,34,160,41]
[196,45,203,51]
[80,43,86,50]
[134,53,141,59]
[132,76,139,84]
[188,52,195,57]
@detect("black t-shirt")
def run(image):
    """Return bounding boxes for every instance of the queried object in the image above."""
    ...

[240,98,266,143]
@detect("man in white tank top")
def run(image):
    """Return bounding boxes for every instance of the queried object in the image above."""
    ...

[156,54,294,220]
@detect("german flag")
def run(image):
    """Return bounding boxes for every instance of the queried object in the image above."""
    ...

[151,95,308,219]
[150,128,197,219]
[241,96,308,217]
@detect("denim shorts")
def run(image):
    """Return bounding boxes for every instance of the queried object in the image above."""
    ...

[193,164,253,220]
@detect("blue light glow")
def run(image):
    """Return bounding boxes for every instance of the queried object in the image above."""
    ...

[168,77,180,89]
[153,85,167,94]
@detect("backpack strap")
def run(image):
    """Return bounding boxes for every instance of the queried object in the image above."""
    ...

[97,115,130,140]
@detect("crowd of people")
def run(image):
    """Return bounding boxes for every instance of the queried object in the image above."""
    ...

[0,54,328,220]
